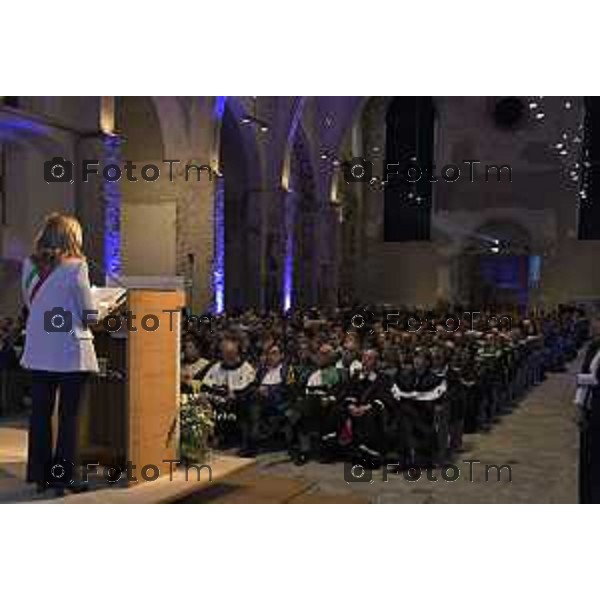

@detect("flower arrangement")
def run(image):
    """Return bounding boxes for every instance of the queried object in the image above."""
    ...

[180,393,215,463]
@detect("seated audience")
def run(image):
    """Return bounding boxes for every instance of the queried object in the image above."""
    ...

[0,317,20,370]
[239,344,292,456]
[292,343,344,464]
[181,333,212,394]
[336,348,390,466]
[391,347,448,466]
[172,301,589,469]
[201,333,257,452]
[336,332,362,379]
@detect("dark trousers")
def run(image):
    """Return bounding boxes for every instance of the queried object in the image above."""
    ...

[294,394,338,455]
[448,389,466,451]
[341,407,386,455]
[238,390,289,450]
[580,388,600,503]
[397,399,449,466]
[27,370,87,485]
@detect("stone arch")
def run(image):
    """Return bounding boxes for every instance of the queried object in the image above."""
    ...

[115,97,178,278]
[150,96,189,157]
[281,97,306,189]
[337,96,439,240]
[0,112,76,259]
[473,219,533,254]
[0,111,87,313]
[338,95,440,159]
[117,97,166,160]
[448,209,553,256]
[220,97,264,190]
[455,217,537,308]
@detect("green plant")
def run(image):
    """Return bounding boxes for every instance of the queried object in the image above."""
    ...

[180,393,215,462]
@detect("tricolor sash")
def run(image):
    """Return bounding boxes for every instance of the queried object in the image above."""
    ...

[24,259,56,306]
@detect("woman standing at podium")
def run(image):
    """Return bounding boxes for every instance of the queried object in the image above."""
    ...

[20,213,99,494]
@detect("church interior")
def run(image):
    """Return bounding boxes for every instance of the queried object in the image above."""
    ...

[0,95,598,504]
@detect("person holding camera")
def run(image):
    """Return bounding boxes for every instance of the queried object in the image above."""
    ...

[20,213,98,495]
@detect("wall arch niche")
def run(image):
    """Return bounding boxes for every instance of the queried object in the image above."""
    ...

[335,96,439,305]
[0,131,71,257]
[0,112,76,314]
[115,96,177,277]
[455,219,535,309]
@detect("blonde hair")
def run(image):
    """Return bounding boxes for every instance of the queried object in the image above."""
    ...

[33,213,85,267]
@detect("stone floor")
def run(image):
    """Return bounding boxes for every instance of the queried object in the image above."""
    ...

[221,358,580,504]
[0,420,254,504]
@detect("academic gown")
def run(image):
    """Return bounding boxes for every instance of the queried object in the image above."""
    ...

[578,338,600,503]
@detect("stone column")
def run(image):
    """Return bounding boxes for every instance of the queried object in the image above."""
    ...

[321,204,342,307]
[75,135,108,286]
[243,187,286,311]
[175,160,215,313]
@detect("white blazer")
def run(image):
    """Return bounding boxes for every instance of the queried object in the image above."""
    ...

[20,257,99,373]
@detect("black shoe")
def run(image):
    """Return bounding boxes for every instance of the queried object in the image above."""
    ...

[40,483,65,498]
[52,486,66,498]
[356,444,383,469]
[67,482,89,495]
[35,482,49,495]
[318,453,337,464]
[294,453,308,466]
[238,447,258,458]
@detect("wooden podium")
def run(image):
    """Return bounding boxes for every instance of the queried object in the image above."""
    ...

[78,288,185,484]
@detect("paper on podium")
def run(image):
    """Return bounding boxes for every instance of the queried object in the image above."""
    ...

[91,286,127,319]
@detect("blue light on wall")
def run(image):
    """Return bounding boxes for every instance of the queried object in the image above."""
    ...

[212,96,227,314]
[529,255,542,287]
[283,190,296,312]
[0,113,50,139]
[280,98,305,312]
[480,255,530,306]
[213,176,225,313]
[214,96,227,120]
[103,134,122,279]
